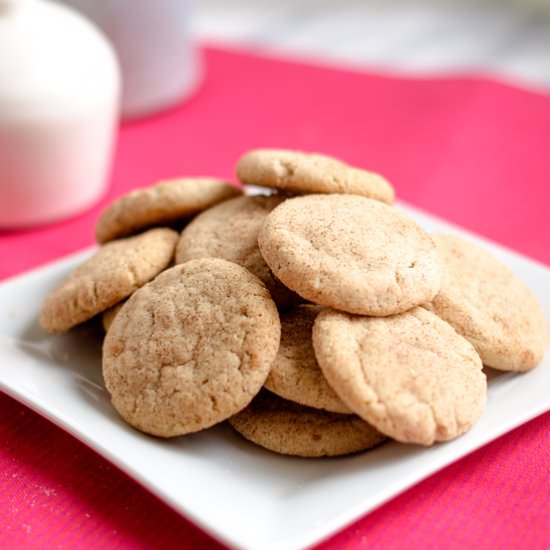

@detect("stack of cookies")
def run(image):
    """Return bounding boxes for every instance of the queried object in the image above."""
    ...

[40,149,549,457]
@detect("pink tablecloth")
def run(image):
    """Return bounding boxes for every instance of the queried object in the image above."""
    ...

[1,46,549,549]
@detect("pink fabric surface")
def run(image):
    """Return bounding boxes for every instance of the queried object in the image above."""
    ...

[0,46,549,549]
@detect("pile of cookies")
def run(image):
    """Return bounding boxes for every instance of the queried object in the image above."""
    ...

[40,149,549,457]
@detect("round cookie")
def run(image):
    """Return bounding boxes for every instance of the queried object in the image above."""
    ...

[428,234,549,372]
[175,195,299,308]
[40,228,178,333]
[265,305,351,413]
[102,301,125,332]
[96,178,242,243]
[236,149,394,204]
[102,258,281,438]
[313,307,486,446]
[258,194,441,316]
[229,390,385,457]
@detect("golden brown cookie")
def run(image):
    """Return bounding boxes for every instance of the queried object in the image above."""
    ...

[96,178,242,243]
[258,194,441,316]
[40,228,178,333]
[175,195,299,308]
[428,234,549,371]
[229,390,385,457]
[236,149,394,203]
[102,258,281,438]
[265,305,351,413]
[313,307,486,446]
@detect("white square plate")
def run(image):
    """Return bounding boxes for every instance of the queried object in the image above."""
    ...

[1,204,549,550]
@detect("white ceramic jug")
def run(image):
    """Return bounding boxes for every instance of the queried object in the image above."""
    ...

[0,0,120,227]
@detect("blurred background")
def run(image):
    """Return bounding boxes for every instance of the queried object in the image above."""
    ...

[196,0,550,90]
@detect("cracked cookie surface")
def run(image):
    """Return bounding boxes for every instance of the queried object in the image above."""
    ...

[236,149,394,203]
[229,390,384,457]
[428,234,549,372]
[258,194,441,316]
[102,258,281,438]
[40,228,178,333]
[175,195,299,308]
[265,305,351,413]
[96,178,241,243]
[313,307,486,446]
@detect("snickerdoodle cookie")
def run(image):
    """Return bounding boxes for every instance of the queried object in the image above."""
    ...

[264,305,351,413]
[102,258,281,438]
[40,228,178,333]
[236,149,394,204]
[313,307,486,446]
[96,178,241,243]
[428,234,549,371]
[175,195,299,308]
[229,390,384,457]
[258,194,441,316]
